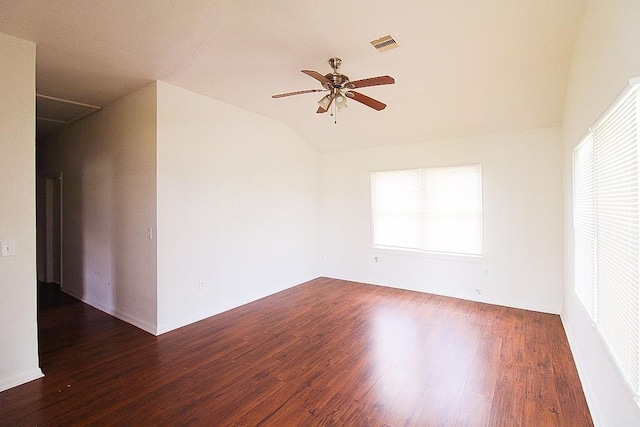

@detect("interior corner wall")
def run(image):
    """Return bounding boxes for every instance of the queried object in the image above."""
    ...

[38,83,158,334]
[0,33,42,392]
[561,0,640,425]
[320,127,564,314]
[155,81,320,334]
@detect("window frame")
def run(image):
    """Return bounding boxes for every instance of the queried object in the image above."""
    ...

[370,163,483,258]
[572,77,640,406]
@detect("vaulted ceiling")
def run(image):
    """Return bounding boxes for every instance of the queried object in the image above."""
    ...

[0,0,588,152]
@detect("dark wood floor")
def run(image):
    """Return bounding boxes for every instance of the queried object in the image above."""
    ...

[0,278,592,426]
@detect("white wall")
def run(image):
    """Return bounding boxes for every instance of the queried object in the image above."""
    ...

[38,83,158,334]
[0,33,42,392]
[155,81,320,333]
[561,0,640,425]
[321,127,564,314]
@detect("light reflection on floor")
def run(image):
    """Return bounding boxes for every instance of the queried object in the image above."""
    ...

[369,304,483,422]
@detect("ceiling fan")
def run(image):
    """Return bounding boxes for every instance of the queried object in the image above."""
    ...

[272,58,395,115]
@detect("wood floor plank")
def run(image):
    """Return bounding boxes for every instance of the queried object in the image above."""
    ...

[0,278,593,426]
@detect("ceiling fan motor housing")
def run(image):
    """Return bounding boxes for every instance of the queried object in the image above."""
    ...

[325,57,349,89]
[324,72,349,89]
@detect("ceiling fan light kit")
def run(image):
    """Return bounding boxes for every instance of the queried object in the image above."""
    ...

[317,94,332,110]
[272,57,395,123]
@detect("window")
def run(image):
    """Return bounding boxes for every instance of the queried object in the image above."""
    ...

[573,134,596,321]
[371,164,482,256]
[573,78,640,404]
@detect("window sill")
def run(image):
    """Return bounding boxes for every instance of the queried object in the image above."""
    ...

[372,246,483,263]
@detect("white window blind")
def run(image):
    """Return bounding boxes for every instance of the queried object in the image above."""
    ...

[573,134,596,321]
[371,164,482,256]
[573,80,640,404]
[595,86,640,401]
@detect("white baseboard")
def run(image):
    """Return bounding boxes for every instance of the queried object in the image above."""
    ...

[560,313,601,426]
[61,287,157,335]
[0,368,44,393]
[156,307,222,335]
[327,275,559,314]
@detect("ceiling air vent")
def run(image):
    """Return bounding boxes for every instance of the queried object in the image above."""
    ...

[370,35,398,52]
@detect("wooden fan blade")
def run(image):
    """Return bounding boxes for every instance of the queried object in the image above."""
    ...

[272,89,324,98]
[345,91,387,111]
[302,70,332,87]
[345,75,395,89]
[316,95,334,114]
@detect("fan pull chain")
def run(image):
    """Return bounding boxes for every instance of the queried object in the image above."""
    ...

[332,98,338,124]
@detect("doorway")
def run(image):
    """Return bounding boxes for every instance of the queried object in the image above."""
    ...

[44,173,62,285]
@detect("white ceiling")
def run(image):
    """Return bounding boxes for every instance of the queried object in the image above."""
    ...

[0,0,588,152]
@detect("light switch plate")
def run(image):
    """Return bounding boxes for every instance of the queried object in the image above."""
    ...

[1,240,16,256]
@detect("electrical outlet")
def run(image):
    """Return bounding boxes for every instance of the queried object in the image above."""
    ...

[199,281,204,289]
[483,268,490,277]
